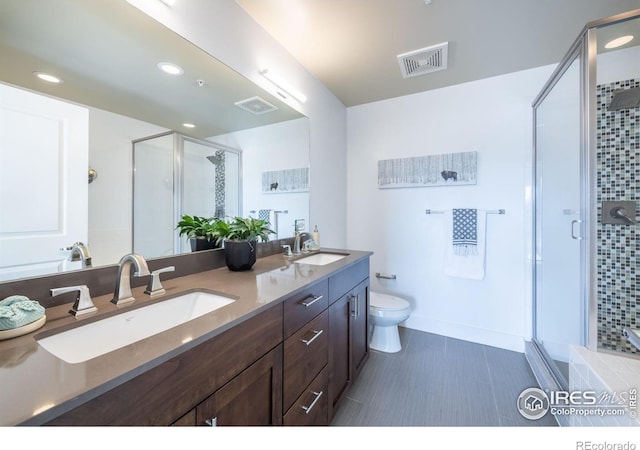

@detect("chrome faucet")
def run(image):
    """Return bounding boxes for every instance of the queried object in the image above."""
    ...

[51,285,97,317]
[144,266,175,298]
[293,232,311,255]
[65,242,92,268]
[111,253,150,305]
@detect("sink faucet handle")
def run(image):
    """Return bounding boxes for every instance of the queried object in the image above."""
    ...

[50,285,97,317]
[144,266,175,298]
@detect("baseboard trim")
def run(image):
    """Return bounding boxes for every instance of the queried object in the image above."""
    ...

[403,314,525,353]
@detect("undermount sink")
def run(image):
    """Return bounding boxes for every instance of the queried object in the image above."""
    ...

[37,291,235,364]
[294,252,348,266]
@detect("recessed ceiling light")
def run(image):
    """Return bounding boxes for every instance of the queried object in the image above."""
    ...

[604,35,634,49]
[182,123,195,128]
[157,62,184,76]
[33,72,63,83]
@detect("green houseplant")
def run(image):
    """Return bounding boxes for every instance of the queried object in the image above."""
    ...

[219,217,274,271]
[176,215,223,252]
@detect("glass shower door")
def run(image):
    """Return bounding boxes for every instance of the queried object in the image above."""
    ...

[533,54,585,386]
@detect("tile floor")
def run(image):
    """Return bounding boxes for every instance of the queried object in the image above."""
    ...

[330,327,558,426]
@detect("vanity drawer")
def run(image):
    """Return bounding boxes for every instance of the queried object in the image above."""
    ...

[283,309,328,412]
[283,366,328,426]
[283,279,328,338]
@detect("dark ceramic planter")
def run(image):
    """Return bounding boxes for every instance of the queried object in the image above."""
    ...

[223,239,257,271]
[190,237,220,252]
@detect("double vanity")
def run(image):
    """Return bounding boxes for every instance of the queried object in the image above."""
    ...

[0,247,371,426]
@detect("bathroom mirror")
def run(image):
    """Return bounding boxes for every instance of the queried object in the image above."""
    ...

[0,0,309,281]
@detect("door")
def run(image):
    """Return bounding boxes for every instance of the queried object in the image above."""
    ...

[533,53,585,386]
[0,83,88,281]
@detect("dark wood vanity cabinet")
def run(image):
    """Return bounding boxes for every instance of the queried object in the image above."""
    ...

[42,256,370,427]
[281,279,330,425]
[46,305,283,426]
[327,260,370,422]
[192,345,283,426]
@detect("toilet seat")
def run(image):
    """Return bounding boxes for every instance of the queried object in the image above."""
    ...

[370,293,410,311]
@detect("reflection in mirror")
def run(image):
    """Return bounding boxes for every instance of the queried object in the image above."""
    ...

[133,132,241,259]
[0,0,309,282]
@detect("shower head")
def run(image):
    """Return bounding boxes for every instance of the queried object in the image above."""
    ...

[206,155,221,165]
[608,87,640,111]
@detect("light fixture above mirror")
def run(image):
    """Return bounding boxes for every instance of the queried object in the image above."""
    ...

[260,69,308,104]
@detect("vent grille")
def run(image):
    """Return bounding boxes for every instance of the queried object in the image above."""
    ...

[234,96,279,115]
[397,42,448,79]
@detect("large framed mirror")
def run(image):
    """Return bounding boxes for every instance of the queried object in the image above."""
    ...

[0,0,309,282]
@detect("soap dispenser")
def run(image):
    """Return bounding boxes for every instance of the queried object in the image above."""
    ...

[312,225,319,245]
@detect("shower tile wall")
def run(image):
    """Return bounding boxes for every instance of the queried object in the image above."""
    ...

[596,78,639,354]
[214,149,226,218]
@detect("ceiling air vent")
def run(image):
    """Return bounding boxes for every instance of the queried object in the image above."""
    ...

[397,42,448,79]
[234,96,279,115]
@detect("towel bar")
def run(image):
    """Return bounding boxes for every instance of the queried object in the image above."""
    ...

[425,209,505,215]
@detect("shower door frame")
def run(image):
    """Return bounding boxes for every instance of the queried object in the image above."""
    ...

[132,131,243,256]
[530,9,640,391]
[530,23,593,391]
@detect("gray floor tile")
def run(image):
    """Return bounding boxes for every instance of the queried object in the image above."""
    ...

[330,327,558,427]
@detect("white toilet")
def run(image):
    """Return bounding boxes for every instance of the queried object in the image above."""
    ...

[369,292,411,353]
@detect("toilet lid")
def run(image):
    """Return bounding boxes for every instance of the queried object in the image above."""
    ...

[370,293,410,310]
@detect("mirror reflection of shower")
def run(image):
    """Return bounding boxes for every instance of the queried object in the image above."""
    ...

[132,132,241,259]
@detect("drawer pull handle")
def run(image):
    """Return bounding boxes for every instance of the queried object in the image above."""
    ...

[300,294,323,307]
[349,294,359,318]
[301,329,324,346]
[301,390,323,414]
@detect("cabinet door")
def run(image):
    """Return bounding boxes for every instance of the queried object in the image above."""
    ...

[351,280,369,378]
[328,292,350,420]
[196,345,283,426]
[328,279,370,421]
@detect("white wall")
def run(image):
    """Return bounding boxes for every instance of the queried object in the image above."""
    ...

[127,0,348,248]
[88,107,167,266]
[346,65,555,352]
[212,118,310,239]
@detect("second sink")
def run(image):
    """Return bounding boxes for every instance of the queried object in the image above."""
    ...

[294,252,348,266]
[37,290,235,364]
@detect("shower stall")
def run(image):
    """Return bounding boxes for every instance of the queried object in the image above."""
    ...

[530,8,639,402]
[132,132,241,259]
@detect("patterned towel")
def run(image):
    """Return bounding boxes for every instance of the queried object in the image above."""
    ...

[452,208,478,255]
[258,209,272,225]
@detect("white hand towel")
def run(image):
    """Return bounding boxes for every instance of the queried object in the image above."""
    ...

[444,209,487,280]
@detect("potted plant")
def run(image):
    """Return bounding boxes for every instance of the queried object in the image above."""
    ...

[219,216,274,271]
[176,215,223,252]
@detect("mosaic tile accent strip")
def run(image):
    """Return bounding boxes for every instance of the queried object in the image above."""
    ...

[596,78,639,355]
[213,149,225,217]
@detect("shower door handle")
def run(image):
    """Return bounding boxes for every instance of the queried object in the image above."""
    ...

[570,219,583,240]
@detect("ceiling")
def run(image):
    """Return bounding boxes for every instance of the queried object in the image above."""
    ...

[236,0,640,107]
[0,0,303,139]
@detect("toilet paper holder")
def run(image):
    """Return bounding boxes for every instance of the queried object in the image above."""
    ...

[375,272,396,280]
